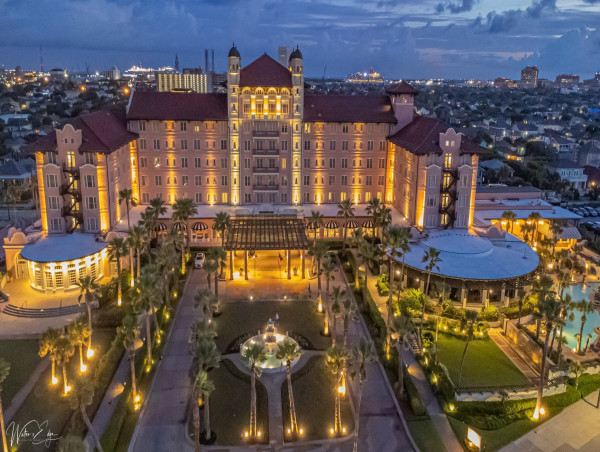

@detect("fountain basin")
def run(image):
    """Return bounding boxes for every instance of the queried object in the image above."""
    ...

[241,333,302,373]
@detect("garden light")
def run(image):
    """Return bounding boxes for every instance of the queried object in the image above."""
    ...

[299,428,304,436]
[87,348,95,358]
[51,376,58,385]
[243,431,249,438]
[449,404,455,412]
[342,427,347,434]
[80,363,87,373]
[257,431,262,438]
[329,428,335,436]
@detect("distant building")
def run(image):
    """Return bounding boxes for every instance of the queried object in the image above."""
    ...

[550,159,587,190]
[520,66,538,89]
[278,46,292,67]
[157,71,210,93]
[49,68,67,82]
[345,69,384,83]
[555,74,580,88]
[493,77,518,89]
[103,66,120,80]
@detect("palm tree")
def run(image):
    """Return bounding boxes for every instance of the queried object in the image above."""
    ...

[128,226,148,279]
[384,226,407,354]
[119,188,137,231]
[155,245,178,308]
[570,361,585,389]
[133,266,163,366]
[307,210,325,244]
[117,314,140,409]
[190,337,221,373]
[378,205,392,241]
[349,230,364,288]
[189,319,217,345]
[163,228,186,275]
[208,247,227,292]
[390,315,416,397]
[39,327,61,385]
[308,241,327,299]
[119,188,137,279]
[241,344,267,441]
[214,211,231,247]
[0,358,10,452]
[396,228,411,290]
[550,222,564,262]
[69,378,104,452]
[534,296,561,420]
[349,339,376,452]
[341,297,357,349]
[357,240,382,291]
[57,435,88,452]
[420,248,442,344]
[331,287,342,346]
[366,198,382,239]
[521,221,536,245]
[576,300,595,354]
[194,289,218,323]
[337,200,355,252]
[55,335,75,394]
[501,210,517,234]
[172,198,197,254]
[108,237,129,306]
[457,310,481,388]
[203,258,219,293]
[76,275,99,355]
[326,345,348,436]
[322,256,336,296]
[139,210,157,257]
[276,339,303,439]
[528,211,542,242]
[195,370,216,446]
[516,289,527,326]
[68,319,90,374]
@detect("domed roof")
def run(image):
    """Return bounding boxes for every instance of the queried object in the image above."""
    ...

[228,44,240,58]
[289,46,302,60]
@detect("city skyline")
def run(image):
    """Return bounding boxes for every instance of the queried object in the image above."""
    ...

[1,0,600,79]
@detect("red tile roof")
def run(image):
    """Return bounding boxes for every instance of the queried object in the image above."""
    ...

[127,91,228,121]
[240,54,292,88]
[304,95,397,123]
[388,115,482,155]
[386,81,419,95]
[23,108,137,154]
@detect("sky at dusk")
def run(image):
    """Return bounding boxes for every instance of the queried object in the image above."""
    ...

[1,0,599,80]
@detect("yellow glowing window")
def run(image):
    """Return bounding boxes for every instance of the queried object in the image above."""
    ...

[444,153,452,169]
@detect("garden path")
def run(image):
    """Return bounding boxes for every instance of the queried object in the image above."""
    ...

[488,328,539,381]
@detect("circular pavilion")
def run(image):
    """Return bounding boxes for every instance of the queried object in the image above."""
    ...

[20,234,108,292]
[398,228,539,306]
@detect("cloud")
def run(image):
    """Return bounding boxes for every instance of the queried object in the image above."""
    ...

[583,0,600,3]
[476,0,556,33]
[436,0,477,14]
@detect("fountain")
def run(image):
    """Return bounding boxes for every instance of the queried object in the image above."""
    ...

[241,318,302,373]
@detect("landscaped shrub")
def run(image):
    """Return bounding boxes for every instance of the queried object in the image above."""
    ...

[480,306,499,322]
[575,373,600,398]
[376,273,389,296]
[363,288,387,341]
[403,366,426,416]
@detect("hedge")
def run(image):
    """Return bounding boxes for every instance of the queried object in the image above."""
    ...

[362,288,387,342]
[403,366,426,416]
[575,373,600,398]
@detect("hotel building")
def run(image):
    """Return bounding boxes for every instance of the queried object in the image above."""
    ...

[4,46,539,304]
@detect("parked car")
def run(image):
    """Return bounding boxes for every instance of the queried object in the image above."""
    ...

[573,208,584,216]
[588,208,599,216]
[194,253,206,269]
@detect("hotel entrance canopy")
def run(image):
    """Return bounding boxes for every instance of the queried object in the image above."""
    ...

[224,215,309,251]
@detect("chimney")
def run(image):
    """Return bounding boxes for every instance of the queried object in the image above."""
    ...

[211,49,215,72]
[205,49,209,74]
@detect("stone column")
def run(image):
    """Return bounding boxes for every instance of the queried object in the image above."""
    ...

[482,288,489,308]
[403,274,408,289]
[301,250,305,280]
[419,279,425,292]
[287,249,291,280]
[501,287,508,307]
[461,286,467,309]
[244,250,248,281]
[229,250,234,280]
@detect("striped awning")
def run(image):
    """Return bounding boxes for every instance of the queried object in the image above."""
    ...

[324,220,339,229]
[344,220,359,229]
[172,222,187,231]
[192,222,208,231]
[363,220,375,228]
[155,222,167,231]
[306,222,318,230]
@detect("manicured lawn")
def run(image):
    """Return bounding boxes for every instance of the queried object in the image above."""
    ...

[9,329,115,452]
[214,300,331,353]
[199,359,269,446]
[281,355,353,441]
[0,339,41,406]
[448,414,541,451]
[407,419,446,452]
[436,334,527,387]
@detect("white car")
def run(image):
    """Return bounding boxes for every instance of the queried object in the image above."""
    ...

[194,253,206,269]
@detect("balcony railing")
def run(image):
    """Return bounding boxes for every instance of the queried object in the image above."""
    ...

[252,149,280,156]
[253,167,279,174]
[253,184,279,191]
[253,131,279,138]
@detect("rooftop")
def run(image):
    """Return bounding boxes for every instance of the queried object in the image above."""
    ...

[127,91,228,121]
[21,233,108,263]
[304,95,397,124]
[399,230,539,281]
[240,54,292,88]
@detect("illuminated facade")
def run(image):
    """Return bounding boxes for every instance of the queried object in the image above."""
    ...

[127,46,480,230]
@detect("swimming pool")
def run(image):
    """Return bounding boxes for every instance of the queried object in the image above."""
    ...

[562,283,600,348]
